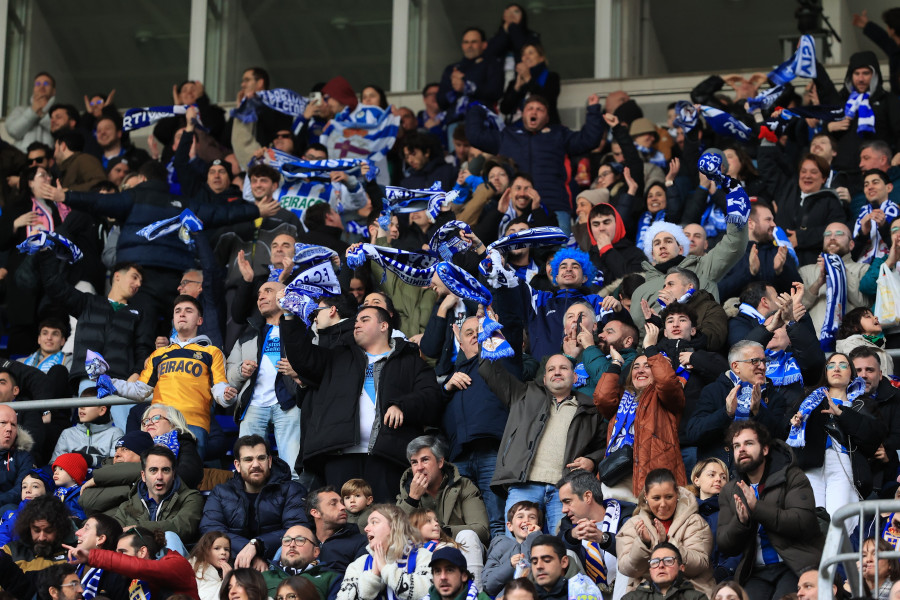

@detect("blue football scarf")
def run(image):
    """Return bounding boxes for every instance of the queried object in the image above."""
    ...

[479,226,568,284]
[854,200,900,263]
[726,371,757,421]
[278,292,318,326]
[468,101,506,130]
[820,252,848,353]
[660,350,691,383]
[435,261,492,305]
[280,157,378,183]
[267,266,284,283]
[347,244,439,287]
[656,287,694,310]
[773,227,800,267]
[85,349,116,400]
[480,249,521,289]
[701,203,727,237]
[697,150,751,228]
[17,231,83,263]
[787,377,866,447]
[429,220,472,261]
[22,350,65,373]
[320,105,400,163]
[78,565,104,600]
[766,349,802,386]
[673,101,698,133]
[636,144,668,169]
[232,89,310,133]
[292,243,339,270]
[747,85,785,112]
[378,182,447,230]
[345,220,367,237]
[845,91,876,134]
[768,34,817,85]
[699,106,754,143]
[478,315,514,360]
[136,209,203,245]
[606,391,637,454]
[153,430,180,457]
[122,105,201,132]
[284,261,341,298]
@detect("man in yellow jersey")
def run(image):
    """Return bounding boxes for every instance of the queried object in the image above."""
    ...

[112,295,236,458]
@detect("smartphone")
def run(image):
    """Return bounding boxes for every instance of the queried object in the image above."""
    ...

[310,92,323,106]
[575,314,584,336]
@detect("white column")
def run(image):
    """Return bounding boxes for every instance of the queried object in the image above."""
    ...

[390,0,410,92]
[595,0,612,79]
[188,0,207,81]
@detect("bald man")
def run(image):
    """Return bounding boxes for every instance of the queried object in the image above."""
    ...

[0,404,34,509]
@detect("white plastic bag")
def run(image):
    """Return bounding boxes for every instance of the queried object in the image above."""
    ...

[874,263,900,327]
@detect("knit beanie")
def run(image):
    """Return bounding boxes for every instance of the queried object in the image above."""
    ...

[116,431,154,456]
[53,453,88,485]
[322,76,358,111]
[641,221,690,262]
[576,188,610,206]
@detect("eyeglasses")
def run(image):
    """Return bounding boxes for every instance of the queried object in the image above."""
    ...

[141,415,170,427]
[59,581,84,590]
[823,230,848,238]
[826,362,850,370]
[734,357,769,367]
[277,594,299,600]
[649,557,678,568]
[281,535,310,547]
[179,279,201,287]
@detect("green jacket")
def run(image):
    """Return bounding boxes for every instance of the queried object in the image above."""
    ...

[113,477,203,543]
[579,345,638,394]
[397,462,490,545]
[262,562,340,600]
[621,577,708,600]
[80,460,141,517]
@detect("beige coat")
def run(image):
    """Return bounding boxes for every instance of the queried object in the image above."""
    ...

[615,487,714,598]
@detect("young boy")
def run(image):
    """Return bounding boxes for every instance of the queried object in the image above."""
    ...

[52,453,88,520]
[51,402,123,469]
[482,501,544,596]
[341,478,374,532]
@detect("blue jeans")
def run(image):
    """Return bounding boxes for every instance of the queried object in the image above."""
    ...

[239,404,301,480]
[504,483,562,536]
[455,445,506,538]
[554,211,573,236]
[187,425,208,461]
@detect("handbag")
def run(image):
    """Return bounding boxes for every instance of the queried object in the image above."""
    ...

[596,445,633,486]
[874,262,900,327]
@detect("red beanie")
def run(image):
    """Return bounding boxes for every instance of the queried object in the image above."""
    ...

[322,76,358,111]
[53,453,88,485]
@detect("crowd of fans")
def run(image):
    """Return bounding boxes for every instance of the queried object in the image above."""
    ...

[4,3,900,600]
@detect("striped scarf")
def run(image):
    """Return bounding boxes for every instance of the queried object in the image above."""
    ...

[347,244,438,288]
[820,252,847,353]
[845,91,876,134]
[78,565,104,600]
[606,391,637,454]
[22,350,65,373]
[854,200,900,264]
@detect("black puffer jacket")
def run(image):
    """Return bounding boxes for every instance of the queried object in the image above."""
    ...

[37,251,153,382]
[281,317,443,468]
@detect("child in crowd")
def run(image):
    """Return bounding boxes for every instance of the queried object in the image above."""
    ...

[187,530,232,600]
[0,468,52,546]
[341,478,374,532]
[482,501,544,596]
[51,403,124,468]
[409,507,485,590]
[52,452,88,520]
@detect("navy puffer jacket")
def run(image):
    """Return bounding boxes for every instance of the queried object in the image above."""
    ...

[465,104,606,213]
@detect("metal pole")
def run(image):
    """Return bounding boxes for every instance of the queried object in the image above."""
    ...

[1,396,137,411]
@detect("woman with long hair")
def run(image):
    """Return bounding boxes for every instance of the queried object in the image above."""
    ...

[276,576,320,600]
[711,580,750,600]
[689,458,739,582]
[337,504,433,600]
[616,468,714,597]
[220,568,268,600]
[787,352,885,520]
[594,335,685,503]
[857,537,900,600]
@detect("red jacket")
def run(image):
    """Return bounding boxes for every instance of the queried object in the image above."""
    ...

[88,548,199,600]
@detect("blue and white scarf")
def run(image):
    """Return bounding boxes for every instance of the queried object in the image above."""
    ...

[854,200,900,263]
[747,85,786,112]
[697,150,751,228]
[484,226,568,255]
[378,182,447,230]
[17,231,83,263]
[738,302,767,325]
[766,349,802,386]
[479,249,520,289]
[656,287,694,310]
[845,91,876,134]
[280,157,378,183]
[135,209,203,245]
[701,203,728,237]
[787,377,866,447]
[429,220,472,261]
[153,430,180,457]
[478,315,513,361]
[320,105,400,163]
[122,105,199,132]
[77,565,104,600]
[285,261,341,298]
[660,350,691,383]
[435,262,492,305]
[232,89,310,133]
[267,266,284,283]
[636,145,667,169]
[768,35,817,85]
[636,211,665,253]
[606,391,637,454]
[727,371,755,421]
[347,244,439,287]
[821,252,848,353]
[773,226,801,267]
[278,292,318,326]
[673,101,698,133]
[699,106,754,143]
[293,243,339,271]
[22,350,65,373]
